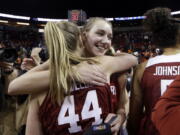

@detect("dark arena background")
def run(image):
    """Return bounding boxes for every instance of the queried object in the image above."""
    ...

[0,0,179,59]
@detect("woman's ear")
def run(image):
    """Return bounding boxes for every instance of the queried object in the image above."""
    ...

[82,32,87,40]
[80,32,87,46]
[78,35,84,48]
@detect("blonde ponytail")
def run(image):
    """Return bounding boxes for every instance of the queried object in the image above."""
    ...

[45,22,72,103]
[45,22,98,104]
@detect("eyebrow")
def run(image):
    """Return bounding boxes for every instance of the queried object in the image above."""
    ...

[97,29,112,35]
[97,29,105,32]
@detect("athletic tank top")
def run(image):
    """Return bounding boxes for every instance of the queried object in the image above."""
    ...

[39,83,115,135]
[139,53,180,135]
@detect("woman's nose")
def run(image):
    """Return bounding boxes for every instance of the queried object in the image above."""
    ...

[101,36,111,48]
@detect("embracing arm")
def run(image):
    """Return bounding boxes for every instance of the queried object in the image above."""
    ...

[8,59,50,95]
[8,59,107,95]
[72,61,108,86]
[28,59,49,73]
[104,73,129,135]
[99,53,138,75]
[101,53,137,134]
[8,53,136,95]
[117,73,129,122]
[8,70,50,95]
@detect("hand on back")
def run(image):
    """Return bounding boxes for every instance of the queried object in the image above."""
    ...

[74,61,108,86]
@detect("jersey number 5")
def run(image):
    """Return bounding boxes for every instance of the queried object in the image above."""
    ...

[58,90,102,133]
[160,79,173,95]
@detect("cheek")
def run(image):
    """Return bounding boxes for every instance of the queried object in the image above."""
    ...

[84,39,94,52]
[86,37,96,47]
[108,42,112,48]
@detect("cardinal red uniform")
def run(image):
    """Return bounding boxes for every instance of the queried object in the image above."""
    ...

[152,75,180,135]
[139,54,180,135]
[39,82,118,135]
[110,73,122,113]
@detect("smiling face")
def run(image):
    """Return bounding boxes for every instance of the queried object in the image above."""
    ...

[83,19,113,57]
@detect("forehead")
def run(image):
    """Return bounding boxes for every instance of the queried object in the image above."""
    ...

[89,20,112,34]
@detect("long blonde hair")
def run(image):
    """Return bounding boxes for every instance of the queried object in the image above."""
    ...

[44,21,96,104]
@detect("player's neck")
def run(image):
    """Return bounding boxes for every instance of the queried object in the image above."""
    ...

[163,44,180,55]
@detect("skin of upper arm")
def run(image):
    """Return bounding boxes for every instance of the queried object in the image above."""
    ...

[8,70,49,95]
[26,93,44,135]
[99,54,137,75]
[117,73,129,113]
[28,60,49,73]
[115,73,129,126]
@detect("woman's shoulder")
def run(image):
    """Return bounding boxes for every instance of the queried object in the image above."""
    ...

[134,61,148,80]
[137,61,148,70]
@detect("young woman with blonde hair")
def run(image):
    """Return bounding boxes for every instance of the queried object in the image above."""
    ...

[9,18,137,135]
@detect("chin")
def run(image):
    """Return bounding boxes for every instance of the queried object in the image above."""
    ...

[95,52,105,56]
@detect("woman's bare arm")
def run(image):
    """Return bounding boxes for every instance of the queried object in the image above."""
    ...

[8,70,50,95]
[117,73,129,120]
[27,60,49,73]
[99,53,138,76]
[127,61,147,135]
[26,94,43,135]
[8,60,107,95]
[104,73,129,135]
[8,53,137,96]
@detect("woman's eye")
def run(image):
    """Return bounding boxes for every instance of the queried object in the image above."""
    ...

[96,32,104,36]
